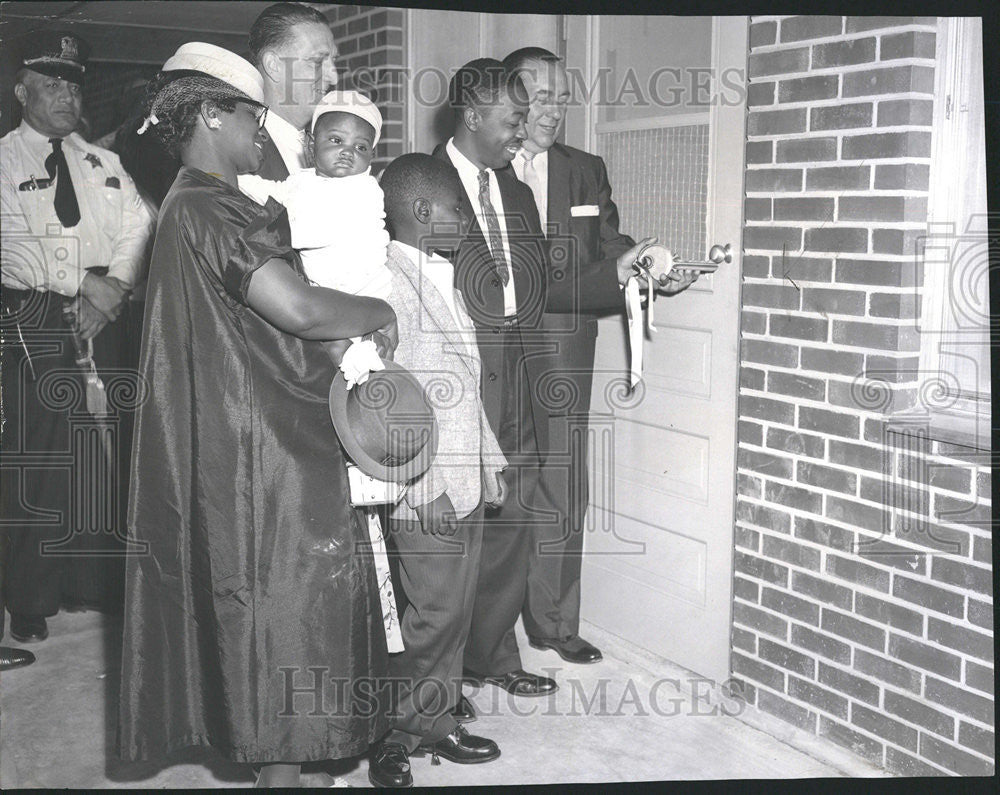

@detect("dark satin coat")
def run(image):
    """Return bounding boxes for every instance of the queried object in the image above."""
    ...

[117,168,388,764]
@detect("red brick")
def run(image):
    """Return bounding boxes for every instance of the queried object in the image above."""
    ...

[742,254,770,278]
[891,515,970,557]
[927,618,993,662]
[733,574,760,602]
[793,517,854,553]
[845,17,937,33]
[858,537,928,579]
[780,15,842,42]
[742,339,800,367]
[347,15,368,34]
[775,193,835,219]
[836,258,921,287]
[788,676,848,719]
[762,533,822,570]
[737,472,763,500]
[725,677,758,706]
[745,197,772,221]
[806,165,870,190]
[742,283,801,310]
[767,428,825,458]
[767,371,826,400]
[881,30,937,60]
[889,634,962,680]
[769,314,829,342]
[735,551,790,587]
[877,98,934,126]
[792,624,851,665]
[869,291,921,318]
[931,557,992,596]
[842,131,932,159]
[759,690,818,732]
[972,536,990,565]
[828,440,884,471]
[812,37,877,67]
[800,347,863,376]
[804,227,868,253]
[797,461,856,494]
[925,676,994,725]
[852,703,919,751]
[732,652,785,690]
[920,734,995,776]
[749,48,810,78]
[799,407,859,439]
[854,593,923,635]
[748,108,808,136]
[739,361,766,386]
[810,102,873,131]
[865,353,920,382]
[747,81,776,107]
[821,608,886,651]
[741,395,796,424]
[743,225,803,250]
[745,168,804,192]
[792,570,854,610]
[902,457,972,494]
[737,446,792,481]
[885,690,955,738]
[733,602,789,640]
[762,587,820,625]
[855,648,921,693]
[874,163,930,190]
[839,195,927,222]
[826,554,890,592]
[964,659,994,695]
[976,470,990,500]
[746,140,773,164]
[934,494,992,528]
[773,255,833,281]
[775,138,837,163]
[764,481,823,515]
[860,477,929,518]
[885,747,947,777]
[759,637,816,677]
[818,663,881,706]
[827,495,887,533]
[820,717,885,766]
[843,65,935,97]
[832,320,920,351]
[735,524,761,552]
[872,228,926,256]
[750,20,777,48]
[958,723,995,759]
[778,75,839,103]
[893,575,965,618]
[732,625,757,653]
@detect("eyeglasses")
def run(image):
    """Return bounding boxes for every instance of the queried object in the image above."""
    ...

[251,104,268,129]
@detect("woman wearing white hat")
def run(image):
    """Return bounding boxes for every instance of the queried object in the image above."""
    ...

[117,43,397,788]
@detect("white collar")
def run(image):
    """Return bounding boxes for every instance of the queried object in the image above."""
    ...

[446,137,490,182]
[394,240,451,268]
[18,120,74,150]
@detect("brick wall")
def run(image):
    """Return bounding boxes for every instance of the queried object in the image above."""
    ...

[732,16,994,776]
[329,4,406,173]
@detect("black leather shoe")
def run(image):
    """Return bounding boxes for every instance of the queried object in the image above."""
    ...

[529,635,603,664]
[0,646,36,671]
[9,614,48,643]
[415,725,499,764]
[368,741,412,788]
[464,668,558,697]
[453,694,477,723]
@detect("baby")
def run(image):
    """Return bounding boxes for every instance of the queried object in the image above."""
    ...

[240,90,392,300]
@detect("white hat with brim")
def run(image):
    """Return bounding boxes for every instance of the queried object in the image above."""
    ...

[311,89,383,146]
[162,42,264,104]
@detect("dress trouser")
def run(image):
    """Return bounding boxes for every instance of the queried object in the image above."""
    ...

[463,324,544,677]
[1,287,132,626]
[385,504,484,751]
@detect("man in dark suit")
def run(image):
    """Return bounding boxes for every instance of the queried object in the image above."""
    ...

[501,47,698,665]
[248,2,339,179]
[432,59,660,713]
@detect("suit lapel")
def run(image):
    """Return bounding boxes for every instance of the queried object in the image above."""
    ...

[547,144,573,236]
[387,243,478,378]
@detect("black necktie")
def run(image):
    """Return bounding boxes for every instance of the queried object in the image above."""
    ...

[45,138,80,228]
[477,170,509,285]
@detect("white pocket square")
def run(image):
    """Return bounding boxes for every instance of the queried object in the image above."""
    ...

[570,204,600,217]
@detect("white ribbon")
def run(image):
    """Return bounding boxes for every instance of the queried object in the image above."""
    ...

[625,275,656,389]
[136,113,158,135]
[338,338,385,390]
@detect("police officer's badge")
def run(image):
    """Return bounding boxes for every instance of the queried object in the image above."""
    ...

[84,153,103,169]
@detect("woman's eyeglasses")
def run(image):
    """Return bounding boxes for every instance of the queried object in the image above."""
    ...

[252,104,268,129]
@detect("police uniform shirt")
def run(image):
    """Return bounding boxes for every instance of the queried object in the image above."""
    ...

[0,120,154,295]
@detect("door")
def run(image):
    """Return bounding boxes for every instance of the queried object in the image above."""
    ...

[566,16,747,683]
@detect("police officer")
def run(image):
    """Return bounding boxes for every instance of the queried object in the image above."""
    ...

[0,30,154,644]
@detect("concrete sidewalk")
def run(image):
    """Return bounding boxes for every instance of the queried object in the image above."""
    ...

[0,611,889,787]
